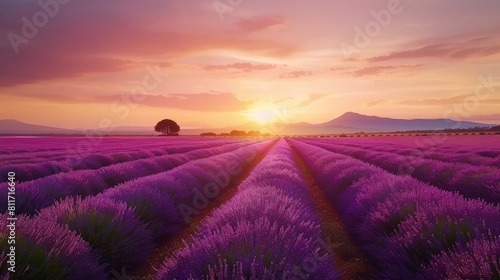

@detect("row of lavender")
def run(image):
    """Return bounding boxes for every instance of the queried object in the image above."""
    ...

[0,139,242,182]
[157,139,339,279]
[0,137,243,163]
[317,135,500,152]
[289,139,500,279]
[0,136,217,154]
[0,140,274,279]
[0,142,167,162]
[317,138,500,167]
[299,138,500,204]
[0,140,262,215]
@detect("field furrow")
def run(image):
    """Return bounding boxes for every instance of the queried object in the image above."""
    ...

[0,140,275,279]
[299,138,500,204]
[0,139,245,181]
[135,139,278,278]
[312,138,500,167]
[286,139,373,279]
[0,137,227,156]
[153,139,339,279]
[0,140,265,215]
[1,135,498,279]
[288,139,500,279]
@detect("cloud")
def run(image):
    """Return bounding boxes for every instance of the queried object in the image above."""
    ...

[137,93,249,112]
[0,53,136,87]
[367,36,500,62]
[396,95,500,106]
[363,99,389,107]
[279,70,313,79]
[237,16,285,33]
[202,62,277,72]
[272,94,330,108]
[13,92,88,103]
[365,95,500,107]
[9,91,249,112]
[349,64,423,77]
[295,94,330,107]
[329,66,354,72]
[0,1,299,87]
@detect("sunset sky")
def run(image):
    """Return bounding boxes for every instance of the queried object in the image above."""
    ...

[1,0,499,129]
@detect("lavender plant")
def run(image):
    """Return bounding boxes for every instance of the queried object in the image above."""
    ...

[0,215,106,279]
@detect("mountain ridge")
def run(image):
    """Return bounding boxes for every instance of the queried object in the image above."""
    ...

[319,112,491,132]
[0,119,79,135]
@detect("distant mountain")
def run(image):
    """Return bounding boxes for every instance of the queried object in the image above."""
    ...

[218,112,493,135]
[0,119,79,135]
[0,119,215,136]
[0,113,494,136]
[320,112,493,132]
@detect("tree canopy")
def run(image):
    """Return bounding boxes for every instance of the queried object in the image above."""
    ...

[155,119,180,136]
[230,130,247,136]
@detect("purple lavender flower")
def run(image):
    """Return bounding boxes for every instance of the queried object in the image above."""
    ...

[100,185,184,241]
[0,214,106,279]
[37,196,154,272]
[424,233,500,279]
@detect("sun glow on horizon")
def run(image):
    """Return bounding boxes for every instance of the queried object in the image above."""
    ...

[242,103,292,126]
[248,109,276,124]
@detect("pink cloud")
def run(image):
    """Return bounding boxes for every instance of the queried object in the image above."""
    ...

[349,65,423,77]
[237,16,285,33]
[295,94,329,107]
[397,95,500,106]
[138,93,249,112]
[279,70,313,79]
[330,66,354,72]
[0,52,136,86]
[367,36,500,62]
[0,2,298,87]
[202,63,277,72]
[8,91,249,112]
[365,95,500,107]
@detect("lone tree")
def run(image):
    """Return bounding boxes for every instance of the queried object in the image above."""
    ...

[155,119,180,136]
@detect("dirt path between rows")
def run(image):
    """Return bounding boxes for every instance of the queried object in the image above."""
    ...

[287,140,374,279]
[134,139,278,279]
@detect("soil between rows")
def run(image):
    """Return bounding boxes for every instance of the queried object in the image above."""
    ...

[134,139,279,279]
[287,139,374,279]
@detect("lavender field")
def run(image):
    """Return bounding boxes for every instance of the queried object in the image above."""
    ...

[1,136,499,279]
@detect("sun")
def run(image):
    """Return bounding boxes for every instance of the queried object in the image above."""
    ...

[242,103,290,126]
[248,109,276,124]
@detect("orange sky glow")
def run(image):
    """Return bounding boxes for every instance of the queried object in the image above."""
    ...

[0,0,499,129]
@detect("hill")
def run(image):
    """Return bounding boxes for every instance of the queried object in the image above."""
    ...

[0,119,79,135]
[318,112,492,132]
